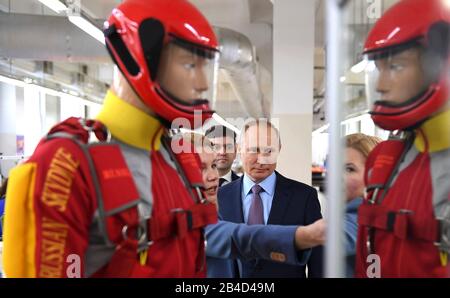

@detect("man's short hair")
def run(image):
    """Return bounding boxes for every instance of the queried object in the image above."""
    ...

[204,125,237,143]
[241,120,281,147]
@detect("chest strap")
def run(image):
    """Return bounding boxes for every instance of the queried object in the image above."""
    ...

[358,204,440,243]
[147,203,217,241]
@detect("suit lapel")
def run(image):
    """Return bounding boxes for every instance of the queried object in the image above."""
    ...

[221,177,245,223]
[231,171,239,181]
[267,172,293,224]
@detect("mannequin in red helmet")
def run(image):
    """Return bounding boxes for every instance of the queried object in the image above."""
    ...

[355,0,450,277]
[2,0,219,277]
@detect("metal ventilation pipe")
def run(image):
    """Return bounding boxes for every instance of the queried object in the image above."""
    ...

[0,12,108,62]
[0,13,267,118]
[214,27,267,118]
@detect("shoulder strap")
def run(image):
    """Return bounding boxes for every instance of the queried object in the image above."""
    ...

[365,132,415,204]
[161,134,206,203]
[46,117,141,247]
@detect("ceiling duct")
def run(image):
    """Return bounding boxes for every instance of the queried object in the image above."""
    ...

[0,12,108,62]
[0,12,269,116]
[214,27,268,118]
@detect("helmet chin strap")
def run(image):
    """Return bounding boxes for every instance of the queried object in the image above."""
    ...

[369,87,436,131]
[373,87,431,109]
[159,86,210,107]
[152,86,214,129]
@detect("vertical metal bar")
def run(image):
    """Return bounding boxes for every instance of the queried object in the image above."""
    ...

[325,0,347,278]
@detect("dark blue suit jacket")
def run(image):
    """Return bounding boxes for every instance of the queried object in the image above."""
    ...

[231,171,240,181]
[216,171,323,278]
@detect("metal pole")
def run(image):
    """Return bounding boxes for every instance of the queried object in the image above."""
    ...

[325,0,347,278]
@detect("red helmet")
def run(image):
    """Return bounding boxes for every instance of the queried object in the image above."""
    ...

[104,0,219,128]
[364,0,450,131]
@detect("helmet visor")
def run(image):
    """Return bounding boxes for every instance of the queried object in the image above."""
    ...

[156,40,219,108]
[364,46,432,110]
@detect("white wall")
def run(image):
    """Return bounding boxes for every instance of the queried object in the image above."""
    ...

[60,94,85,120]
[23,85,45,156]
[273,0,315,184]
[0,82,18,179]
[45,94,60,132]
[0,78,103,178]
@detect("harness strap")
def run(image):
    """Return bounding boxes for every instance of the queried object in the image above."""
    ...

[365,133,414,204]
[358,204,439,242]
[148,203,217,241]
[46,117,217,276]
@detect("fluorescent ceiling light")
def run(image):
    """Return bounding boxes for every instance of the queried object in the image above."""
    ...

[351,60,376,73]
[68,15,105,45]
[312,124,329,136]
[38,0,68,13]
[0,74,101,109]
[341,113,371,126]
[0,75,27,87]
[350,60,368,74]
[366,61,376,72]
[312,113,372,136]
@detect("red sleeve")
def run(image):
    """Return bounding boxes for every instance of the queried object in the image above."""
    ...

[3,138,96,277]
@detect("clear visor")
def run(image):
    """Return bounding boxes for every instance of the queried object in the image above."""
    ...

[156,40,219,106]
[364,47,432,108]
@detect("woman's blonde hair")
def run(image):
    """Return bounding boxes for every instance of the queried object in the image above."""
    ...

[345,133,382,159]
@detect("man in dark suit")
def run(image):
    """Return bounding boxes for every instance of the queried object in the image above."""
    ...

[215,120,324,277]
[205,125,240,186]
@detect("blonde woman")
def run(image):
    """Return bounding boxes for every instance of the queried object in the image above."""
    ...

[344,133,382,277]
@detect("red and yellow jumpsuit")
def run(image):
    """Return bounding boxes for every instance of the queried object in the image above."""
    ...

[2,91,216,277]
[356,109,450,277]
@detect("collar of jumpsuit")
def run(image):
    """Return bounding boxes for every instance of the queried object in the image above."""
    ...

[414,108,450,153]
[96,90,164,151]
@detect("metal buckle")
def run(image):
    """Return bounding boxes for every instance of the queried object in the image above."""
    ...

[435,217,450,253]
[121,225,129,240]
[435,202,450,253]
[78,118,93,133]
[78,118,112,143]
[194,187,207,204]
[368,188,379,204]
[121,223,153,251]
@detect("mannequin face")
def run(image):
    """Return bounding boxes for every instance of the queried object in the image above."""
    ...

[374,47,428,104]
[344,148,366,202]
[157,43,211,104]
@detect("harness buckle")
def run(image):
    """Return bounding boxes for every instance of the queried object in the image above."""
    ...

[435,217,450,253]
[78,118,112,143]
[435,202,450,253]
[121,223,154,250]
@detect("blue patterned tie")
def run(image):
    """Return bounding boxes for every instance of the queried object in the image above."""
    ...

[248,184,264,225]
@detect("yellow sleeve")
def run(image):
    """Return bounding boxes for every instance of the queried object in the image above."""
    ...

[2,163,38,278]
